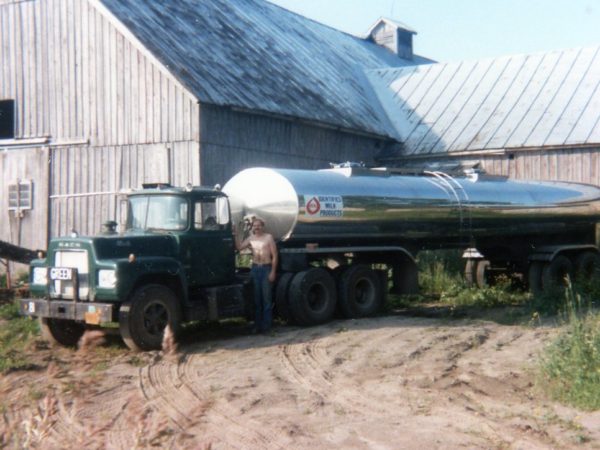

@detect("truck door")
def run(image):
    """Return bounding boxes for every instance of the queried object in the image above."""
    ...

[182,197,235,287]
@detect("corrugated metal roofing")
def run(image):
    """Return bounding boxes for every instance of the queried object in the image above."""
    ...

[99,0,431,138]
[367,46,600,155]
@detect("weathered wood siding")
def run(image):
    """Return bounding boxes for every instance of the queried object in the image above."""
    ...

[0,147,49,250]
[0,0,199,144]
[199,104,387,186]
[469,147,600,185]
[0,0,201,245]
[49,141,200,237]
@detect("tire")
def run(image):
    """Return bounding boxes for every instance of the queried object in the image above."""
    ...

[288,268,337,326]
[528,262,544,295]
[338,264,382,318]
[542,255,573,292]
[274,272,294,323]
[475,260,491,288]
[40,318,86,347]
[574,251,600,282]
[119,284,182,351]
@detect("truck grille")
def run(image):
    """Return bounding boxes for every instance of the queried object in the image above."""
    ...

[51,250,90,300]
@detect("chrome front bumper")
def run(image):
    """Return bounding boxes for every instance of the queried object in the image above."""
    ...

[19,298,115,325]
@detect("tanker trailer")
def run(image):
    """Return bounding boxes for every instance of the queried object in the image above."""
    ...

[224,166,600,319]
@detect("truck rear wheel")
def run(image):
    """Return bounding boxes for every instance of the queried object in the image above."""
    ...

[119,285,182,351]
[528,262,544,295]
[40,318,85,347]
[275,272,294,323]
[338,264,382,318]
[289,268,337,326]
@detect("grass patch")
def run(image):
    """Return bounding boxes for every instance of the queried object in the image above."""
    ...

[442,277,529,309]
[539,285,600,410]
[0,300,39,372]
[390,251,530,313]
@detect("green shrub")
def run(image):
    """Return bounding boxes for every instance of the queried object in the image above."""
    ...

[0,301,39,372]
[539,285,600,410]
[417,250,466,296]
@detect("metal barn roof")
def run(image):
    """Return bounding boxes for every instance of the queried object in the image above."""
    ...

[367,46,600,156]
[99,0,432,139]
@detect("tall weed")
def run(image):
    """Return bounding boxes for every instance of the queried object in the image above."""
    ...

[539,284,600,410]
[417,250,465,296]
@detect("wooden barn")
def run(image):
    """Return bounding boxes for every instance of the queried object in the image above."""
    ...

[369,46,600,182]
[0,0,431,253]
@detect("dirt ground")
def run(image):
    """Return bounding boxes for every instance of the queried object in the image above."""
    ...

[2,312,600,449]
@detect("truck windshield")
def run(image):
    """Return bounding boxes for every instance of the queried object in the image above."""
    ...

[127,195,188,231]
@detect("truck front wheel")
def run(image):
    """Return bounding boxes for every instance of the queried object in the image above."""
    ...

[119,285,182,351]
[40,318,86,347]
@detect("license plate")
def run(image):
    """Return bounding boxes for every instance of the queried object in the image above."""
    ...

[50,267,73,280]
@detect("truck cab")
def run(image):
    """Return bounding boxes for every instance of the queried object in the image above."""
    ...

[21,185,245,351]
[126,185,236,288]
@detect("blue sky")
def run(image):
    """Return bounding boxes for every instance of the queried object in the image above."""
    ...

[267,0,600,62]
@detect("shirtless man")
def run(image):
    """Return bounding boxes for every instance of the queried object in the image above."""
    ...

[235,217,278,333]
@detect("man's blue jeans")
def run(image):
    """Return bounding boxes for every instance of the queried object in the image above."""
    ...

[250,264,273,332]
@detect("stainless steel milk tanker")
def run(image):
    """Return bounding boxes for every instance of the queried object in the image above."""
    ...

[223,167,600,247]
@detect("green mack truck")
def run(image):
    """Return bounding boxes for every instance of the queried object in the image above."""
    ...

[20,166,600,350]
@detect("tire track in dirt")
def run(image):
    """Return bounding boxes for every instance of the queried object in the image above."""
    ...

[395,325,561,449]
[278,324,424,417]
[139,350,289,450]
[26,367,140,449]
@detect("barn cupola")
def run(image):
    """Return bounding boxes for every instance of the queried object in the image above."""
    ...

[366,17,416,60]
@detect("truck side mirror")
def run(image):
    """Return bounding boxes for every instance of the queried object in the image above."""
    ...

[216,197,230,225]
[119,198,129,232]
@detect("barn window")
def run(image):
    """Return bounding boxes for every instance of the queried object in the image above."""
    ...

[8,180,33,211]
[0,100,15,139]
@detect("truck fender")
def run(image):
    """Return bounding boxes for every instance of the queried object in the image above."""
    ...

[528,244,599,263]
[118,257,189,305]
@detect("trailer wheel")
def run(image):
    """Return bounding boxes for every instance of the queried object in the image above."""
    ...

[338,264,382,318]
[40,318,85,347]
[119,284,182,351]
[574,251,600,282]
[542,256,573,292]
[275,272,294,323]
[289,268,337,326]
[528,262,544,295]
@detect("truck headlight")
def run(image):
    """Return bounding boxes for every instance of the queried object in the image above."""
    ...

[32,267,47,285]
[98,270,117,288]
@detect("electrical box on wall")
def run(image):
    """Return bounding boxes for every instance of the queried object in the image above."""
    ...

[8,180,33,211]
